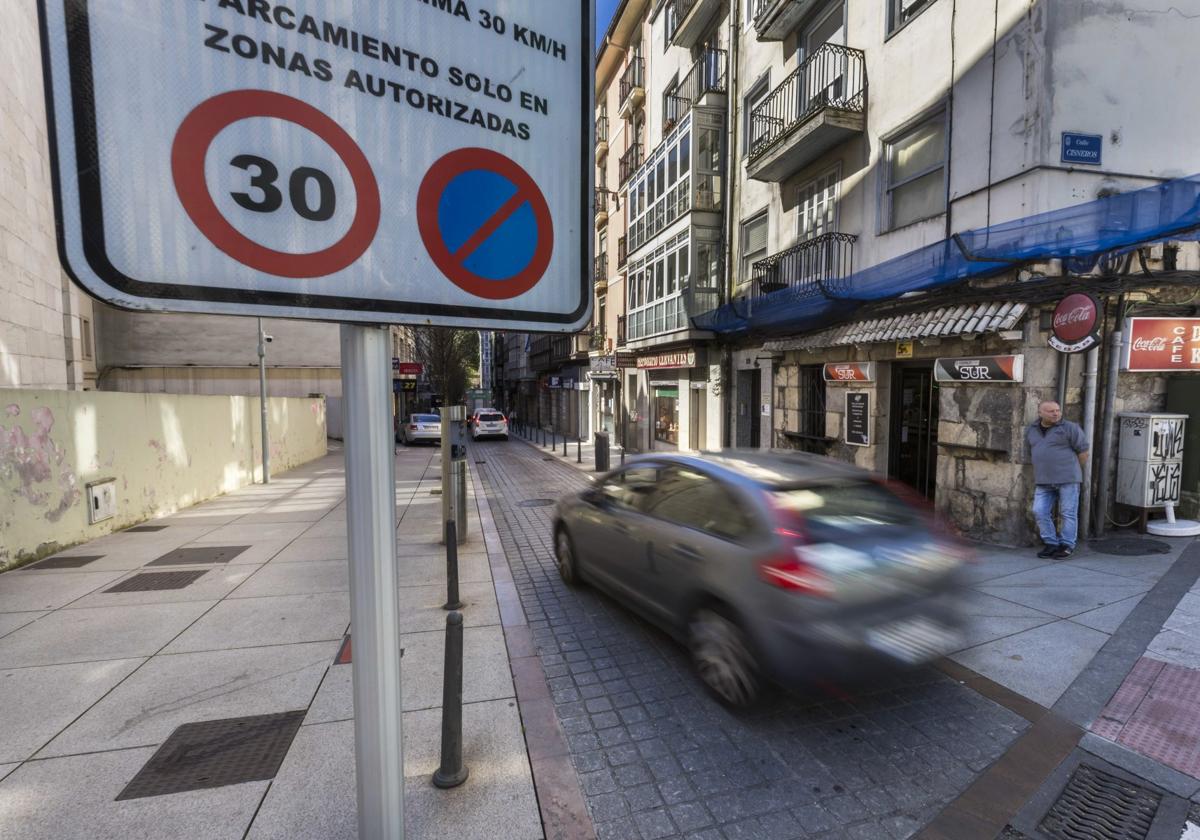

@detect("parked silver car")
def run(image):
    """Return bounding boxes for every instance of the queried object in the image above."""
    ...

[401,414,442,445]
[552,451,969,706]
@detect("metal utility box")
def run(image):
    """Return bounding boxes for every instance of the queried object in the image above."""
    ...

[86,478,117,524]
[1116,412,1187,508]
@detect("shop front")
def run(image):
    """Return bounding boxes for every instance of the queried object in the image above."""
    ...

[632,348,718,452]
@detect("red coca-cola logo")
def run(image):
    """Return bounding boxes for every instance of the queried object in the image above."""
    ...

[1132,337,1168,352]
[1052,293,1099,343]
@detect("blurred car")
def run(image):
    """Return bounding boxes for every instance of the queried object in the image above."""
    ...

[401,413,442,445]
[471,410,509,441]
[552,450,968,707]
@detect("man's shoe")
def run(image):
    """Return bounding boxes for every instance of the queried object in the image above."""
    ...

[1053,545,1074,559]
[1037,543,1060,558]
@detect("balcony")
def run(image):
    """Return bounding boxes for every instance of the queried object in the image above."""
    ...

[617,315,627,348]
[594,253,608,289]
[618,143,643,186]
[588,326,607,352]
[669,0,723,50]
[747,45,866,182]
[752,0,826,41]
[663,49,728,135]
[595,188,609,229]
[618,57,645,119]
[617,235,627,268]
[751,232,856,297]
[595,115,609,161]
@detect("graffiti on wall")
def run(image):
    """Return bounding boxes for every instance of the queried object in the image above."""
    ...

[0,405,80,522]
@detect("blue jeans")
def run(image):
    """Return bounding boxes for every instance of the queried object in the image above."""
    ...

[1033,483,1080,549]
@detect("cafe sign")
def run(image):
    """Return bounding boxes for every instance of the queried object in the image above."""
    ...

[1048,292,1101,353]
[1124,318,1200,372]
[637,351,696,369]
[934,355,1024,383]
[823,362,875,383]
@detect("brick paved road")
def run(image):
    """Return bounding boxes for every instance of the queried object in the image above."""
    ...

[474,439,1029,840]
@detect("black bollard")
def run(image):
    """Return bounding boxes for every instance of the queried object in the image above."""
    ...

[620,445,626,465]
[443,520,462,610]
[577,437,582,463]
[563,433,568,456]
[432,611,469,789]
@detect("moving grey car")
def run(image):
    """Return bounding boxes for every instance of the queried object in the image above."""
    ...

[401,414,442,445]
[552,451,968,706]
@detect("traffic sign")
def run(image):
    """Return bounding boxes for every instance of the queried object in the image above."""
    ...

[38,1,593,331]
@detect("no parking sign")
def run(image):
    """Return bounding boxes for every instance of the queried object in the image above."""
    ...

[38,0,592,330]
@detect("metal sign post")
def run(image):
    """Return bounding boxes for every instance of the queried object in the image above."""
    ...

[341,325,405,839]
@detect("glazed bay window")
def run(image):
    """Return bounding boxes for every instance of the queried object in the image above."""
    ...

[626,230,721,342]
[884,110,946,229]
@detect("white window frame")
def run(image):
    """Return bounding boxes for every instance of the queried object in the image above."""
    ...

[796,165,841,241]
[887,0,938,38]
[742,73,770,158]
[740,210,769,286]
[880,108,947,232]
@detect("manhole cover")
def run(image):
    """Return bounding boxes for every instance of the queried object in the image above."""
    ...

[125,525,168,533]
[517,499,555,508]
[542,456,556,461]
[117,710,306,800]
[475,460,487,464]
[1089,538,1172,557]
[26,555,103,570]
[1039,764,1160,840]
[104,570,207,593]
[148,546,248,566]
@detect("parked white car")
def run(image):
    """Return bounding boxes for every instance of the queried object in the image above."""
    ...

[402,414,442,445]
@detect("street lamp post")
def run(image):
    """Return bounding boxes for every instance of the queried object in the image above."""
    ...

[257,318,271,485]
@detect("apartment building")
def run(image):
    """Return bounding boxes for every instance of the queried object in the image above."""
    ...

[724,0,1200,542]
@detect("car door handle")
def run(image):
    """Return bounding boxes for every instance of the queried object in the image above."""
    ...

[673,544,703,562]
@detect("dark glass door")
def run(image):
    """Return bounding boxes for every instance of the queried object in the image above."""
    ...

[889,366,939,499]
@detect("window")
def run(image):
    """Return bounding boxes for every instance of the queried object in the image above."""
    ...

[663,75,680,133]
[600,466,658,510]
[646,467,751,541]
[740,212,768,284]
[742,74,770,157]
[80,317,93,361]
[795,365,827,452]
[888,0,936,36]
[797,167,839,240]
[883,110,946,230]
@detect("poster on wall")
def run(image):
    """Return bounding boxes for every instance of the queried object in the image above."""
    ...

[1124,318,1200,371]
[846,391,870,446]
[933,355,1024,383]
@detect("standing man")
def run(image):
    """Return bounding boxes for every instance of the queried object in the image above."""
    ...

[1027,400,1089,558]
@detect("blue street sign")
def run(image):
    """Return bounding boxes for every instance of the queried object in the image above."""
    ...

[1061,132,1102,166]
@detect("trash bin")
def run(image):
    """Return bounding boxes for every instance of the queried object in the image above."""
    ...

[594,431,610,472]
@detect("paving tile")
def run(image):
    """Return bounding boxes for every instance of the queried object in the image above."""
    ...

[0,611,47,639]
[0,658,144,763]
[1063,553,1176,583]
[955,591,1058,650]
[976,564,1149,619]
[267,536,349,563]
[175,538,293,566]
[951,619,1110,707]
[1070,593,1145,634]
[0,570,126,611]
[394,549,492,588]
[1148,629,1200,670]
[0,602,215,668]
[38,642,337,757]
[65,565,260,609]
[162,592,349,654]
[0,747,267,840]
[960,552,1049,585]
[197,522,313,544]
[396,582,500,633]
[227,560,348,598]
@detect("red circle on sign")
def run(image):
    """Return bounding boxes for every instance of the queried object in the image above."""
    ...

[416,147,553,300]
[1052,292,1100,343]
[171,89,380,279]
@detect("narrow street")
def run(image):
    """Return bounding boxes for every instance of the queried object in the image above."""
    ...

[473,437,1028,840]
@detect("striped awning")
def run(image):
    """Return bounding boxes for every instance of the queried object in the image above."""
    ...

[762,302,1028,352]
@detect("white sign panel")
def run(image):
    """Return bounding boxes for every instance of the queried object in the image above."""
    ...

[39,0,592,331]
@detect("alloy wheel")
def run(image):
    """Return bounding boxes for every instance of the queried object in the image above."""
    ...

[689,609,759,707]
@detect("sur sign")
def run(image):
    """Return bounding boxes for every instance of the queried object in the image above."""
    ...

[934,355,1024,383]
[823,362,875,383]
[39,1,592,331]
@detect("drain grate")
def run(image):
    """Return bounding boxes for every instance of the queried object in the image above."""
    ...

[517,498,554,508]
[147,546,248,566]
[1089,538,1171,557]
[1039,764,1160,840]
[27,555,104,570]
[125,525,168,533]
[117,710,306,800]
[104,571,207,593]
[542,456,556,461]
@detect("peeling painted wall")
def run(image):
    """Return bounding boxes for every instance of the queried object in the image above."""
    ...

[0,390,326,568]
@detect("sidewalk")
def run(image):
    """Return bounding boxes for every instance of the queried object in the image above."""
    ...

[0,445,542,840]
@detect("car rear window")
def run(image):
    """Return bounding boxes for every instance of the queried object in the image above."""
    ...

[770,480,920,537]
[479,413,503,422]
[412,415,440,423]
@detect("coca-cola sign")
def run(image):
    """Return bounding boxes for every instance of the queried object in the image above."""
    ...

[1048,293,1100,353]
[1124,318,1200,371]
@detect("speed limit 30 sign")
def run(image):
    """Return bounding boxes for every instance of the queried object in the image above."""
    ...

[38,0,592,330]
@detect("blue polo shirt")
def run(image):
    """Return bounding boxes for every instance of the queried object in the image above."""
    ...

[1026,420,1089,485]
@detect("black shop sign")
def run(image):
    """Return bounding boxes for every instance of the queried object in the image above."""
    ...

[846,392,870,446]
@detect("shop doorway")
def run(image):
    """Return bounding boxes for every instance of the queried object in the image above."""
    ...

[889,365,939,499]
[736,369,761,448]
[689,385,708,450]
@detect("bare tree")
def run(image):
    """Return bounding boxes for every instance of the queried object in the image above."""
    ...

[413,327,479,406]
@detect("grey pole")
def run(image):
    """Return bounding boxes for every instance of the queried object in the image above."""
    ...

[257,318,270,484]
[1079,346,1100,540]
[340,324,405,840]
[1055,351,1070,409]
[1094,296,1128,538]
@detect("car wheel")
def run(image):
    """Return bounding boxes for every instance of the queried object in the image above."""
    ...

[554,528,580,586]
[688,608,760,708]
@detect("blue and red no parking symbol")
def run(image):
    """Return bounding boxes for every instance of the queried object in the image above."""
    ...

[417,148,554,301]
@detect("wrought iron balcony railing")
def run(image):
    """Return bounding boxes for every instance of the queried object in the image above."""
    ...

[751,232,856,297]
[619,57,645,105]
[593,253,608,284]
[595,115,609,146]
[619,143,643,185]
[748,44,866,161]
[664,49,728,133]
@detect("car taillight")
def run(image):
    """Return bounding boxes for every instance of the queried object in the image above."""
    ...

[499,415,507,423]
[759,494,832,596]
[409,424,417,430]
